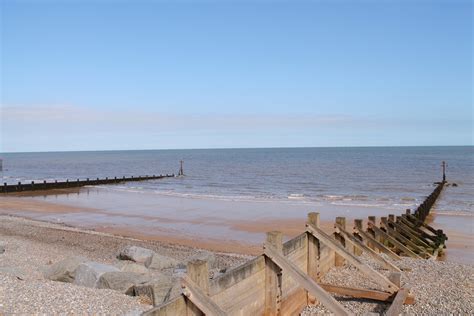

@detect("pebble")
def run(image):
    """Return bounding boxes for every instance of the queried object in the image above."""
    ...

[0,215,250,314]
[302,254,474,315]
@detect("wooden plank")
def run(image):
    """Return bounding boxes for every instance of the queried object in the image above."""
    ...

[263,244,353,316]
[367,221,421,259]
[405,214,446,238]
[187,259,210,295]
[181,277,227,316]
[307,213,320,305]
[354,228,401,261]
[318,284,414,305]
[353,220,365,255]
[388,272,401,288]
[334,224,401,272]
[388,218,435,250]
[399,216,441,244]
[264,231,282,316]
[380,218,431,257]
[142,295,189,316]
[334,217,348,266]
[306,225,399,293]
[385,288,410,316]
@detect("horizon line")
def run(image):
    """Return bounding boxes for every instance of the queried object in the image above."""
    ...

[1,144,473,155]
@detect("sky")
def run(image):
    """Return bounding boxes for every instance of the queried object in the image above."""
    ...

[0,0,472,152]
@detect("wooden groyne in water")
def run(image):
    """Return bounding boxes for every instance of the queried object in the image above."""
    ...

[0,174,175,194]
[144,179,447,316]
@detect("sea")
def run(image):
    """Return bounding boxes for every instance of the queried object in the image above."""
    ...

[1,146,473,215]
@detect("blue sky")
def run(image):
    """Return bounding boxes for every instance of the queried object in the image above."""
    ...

[1,0,472,152]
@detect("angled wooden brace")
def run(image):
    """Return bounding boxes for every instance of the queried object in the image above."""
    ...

[318,284,414,305]
[353,226,401,261]
[380,217,431,257]
[181,277,227,316]
[387,215,435,250]
[334,223,401,272]
[398,215,441,244]
[367,221,421,259]
[385,287,412,316]
[306,224,399,293]
[263,243,354,316]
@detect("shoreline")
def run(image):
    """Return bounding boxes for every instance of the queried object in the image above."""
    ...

[1,213,473,315]
[1,188,473,264]
[0,214,250,315]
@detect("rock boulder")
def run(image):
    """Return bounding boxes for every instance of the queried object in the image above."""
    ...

[119,262,149,275]
[145,253,179,270]
[43,256,88,282]
[186,251,217,268]
[118,246,155,264]
[97,271,151,294]
[74,261,119,288]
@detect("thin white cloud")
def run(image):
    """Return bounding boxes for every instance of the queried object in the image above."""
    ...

[1,104,358,130]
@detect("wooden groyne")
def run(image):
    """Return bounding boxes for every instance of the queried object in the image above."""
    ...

[144,179,448,316]
[0,174,175,194]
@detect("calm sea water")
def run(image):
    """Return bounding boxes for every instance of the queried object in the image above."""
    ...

[1,147,472,213]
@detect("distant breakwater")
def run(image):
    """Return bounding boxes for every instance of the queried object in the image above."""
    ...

[0,174,174,194]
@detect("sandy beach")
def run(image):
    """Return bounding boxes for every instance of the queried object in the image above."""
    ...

[1,211,473,315]
[1,183,473,315]
[1,187,472,264]
[0,214,250,314]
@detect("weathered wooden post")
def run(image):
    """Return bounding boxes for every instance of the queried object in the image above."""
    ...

[442,161,446,182]
[353,219,364,255]
[185,259,210,314]
[187,259,209,295]
[369,216,384,245]
[178,160,184,176]
[307,212,320,304]
[264,231,282,316]
[388,272,401,288]
[388,214,396,223]
[334,217,347,266]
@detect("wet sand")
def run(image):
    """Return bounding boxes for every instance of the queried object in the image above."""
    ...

[1,187,472,263]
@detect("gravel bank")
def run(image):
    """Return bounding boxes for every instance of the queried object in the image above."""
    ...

[302,254,474,315]
[1,214,473,315]
[0,215,249,314]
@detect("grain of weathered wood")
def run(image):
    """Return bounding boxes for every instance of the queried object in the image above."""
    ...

[318,284,414,305]
[388,272,401,288]
[187,259,210,296]
[380,218,430,256]
[181,277,227,316]
[354,228,401,261]
[368,221,421,259]
[334,224,401,272]
[142,295,188,316]
[334,217,348,266]
[264,245,353,316]
[307,213,320,305]
[385,288,410,316]
[399,216,440,243]
[405,214,446,238]
[306,225,399,293]
[388,218,435,250]
[264,232,282,316]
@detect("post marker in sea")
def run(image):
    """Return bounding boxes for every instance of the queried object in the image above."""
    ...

[441,160,447,182]
[177,160,184,177]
